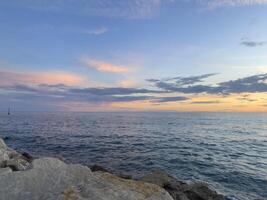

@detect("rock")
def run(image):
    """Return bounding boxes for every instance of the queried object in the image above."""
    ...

[0,157,93,200]
[21,152,34,162]
[0,157,174,200]
[0,149,9,166]
[140,170,186,188]
[0,138,7,149]
[90,164,132,179]
[0,148,9,168]
[140,170,224,200]
[185,182,224,200]
[5,157,30,171]
[89,171,174,200]
[0,167,12,175]
[90,164,109,172]
[0,139,224,200]
[117,172,132,180]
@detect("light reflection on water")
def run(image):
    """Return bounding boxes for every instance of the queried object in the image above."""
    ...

[0,112,266,200]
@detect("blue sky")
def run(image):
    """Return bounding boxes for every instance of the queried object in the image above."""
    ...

[1,0,267,111]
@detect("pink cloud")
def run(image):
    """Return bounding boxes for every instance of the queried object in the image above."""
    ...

[0,70,84,86]
[80,57,130,74]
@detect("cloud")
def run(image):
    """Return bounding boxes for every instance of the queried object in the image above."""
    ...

[198,0,267,9]
[153,96,189,103]
[240,38,266,47]
[81,27,108,35]
[80,57,131,74]
[0,83,165,105]
[0,70,84,86]
[2,0,173,19]
[191,100,221,104]
[149,73,267,94]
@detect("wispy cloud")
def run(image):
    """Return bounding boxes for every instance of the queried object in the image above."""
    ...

[81,27,108,35]
[198,0,267,9]
[3,0,173,19]
[153,96,189,103]
[191,100,221,104]
[240,38,266,47]
[0,69,84,86]
[149,73,267,94]
[80,57,131,74]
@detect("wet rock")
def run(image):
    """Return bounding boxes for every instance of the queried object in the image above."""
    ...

[117,172,132,180]
[140,170,224,200]
[21,152,34,162]
[185,182,224,200]
[90,164,109,172]
[140,170,186,188]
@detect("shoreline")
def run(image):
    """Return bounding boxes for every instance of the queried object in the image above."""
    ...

[1,137,227,200]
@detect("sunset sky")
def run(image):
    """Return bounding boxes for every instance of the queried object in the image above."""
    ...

[1,0,267,112]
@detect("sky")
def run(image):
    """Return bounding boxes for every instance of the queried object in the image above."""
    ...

[1,0,267,112]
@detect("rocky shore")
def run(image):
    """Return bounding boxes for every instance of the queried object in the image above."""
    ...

[0,138,226,200]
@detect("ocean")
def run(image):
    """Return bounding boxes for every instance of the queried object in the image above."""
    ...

[0,112,266,200]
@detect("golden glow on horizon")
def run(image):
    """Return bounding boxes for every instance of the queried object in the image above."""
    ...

[110,93,267,112]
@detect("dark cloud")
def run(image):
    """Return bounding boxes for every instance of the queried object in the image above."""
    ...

[147,73,217,87]
[150,73,267,95]
[0,84,161,104]
[191,101,221,104]
[69,87,165,96]
[153,96,189,103]
[240,38,266,47]
[2,73,267,111]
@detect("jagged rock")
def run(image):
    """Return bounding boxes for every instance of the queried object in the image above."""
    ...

[21,152,34,162]
[140,170,224,200]
[90,171,174,200]
[0,138,7,149]
[140,170,186,188]
[0,157,174,200]
[0,139,9,167]
[5,157,30,171]
[0,138,225,200]
[90,164,132,179]
[90,164,109,172]
[185,182,224,200]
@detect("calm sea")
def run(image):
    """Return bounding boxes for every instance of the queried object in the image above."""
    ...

[0,112,266,200]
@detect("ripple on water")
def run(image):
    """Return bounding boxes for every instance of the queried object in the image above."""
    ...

[0,112,266,200]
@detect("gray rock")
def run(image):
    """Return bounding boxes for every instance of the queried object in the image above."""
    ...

[140,170,224,200]
[0,138,7,149]
[0,157,174,200]
[5,157,30,171]
[185,182,224,200]
[0,167,12,175]
[0,138,15,167]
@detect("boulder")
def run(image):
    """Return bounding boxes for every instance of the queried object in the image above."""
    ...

[5,157,30,171]
[140,170,224,200]
[185,182,224,200]
[89,171,174,200]
[0,138,7,149]
[0,167,12,175]
[0,139,9,167]
[0,157,174,200]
